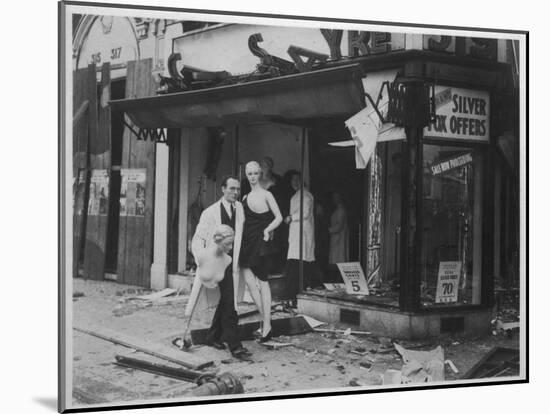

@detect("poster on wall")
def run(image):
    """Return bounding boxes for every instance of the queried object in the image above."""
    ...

[337,262,370,295]
[435,261,462,303]
[87,169,109,216]
[424,87,490,142]
[120,169,146,217]
[73,170,87,215]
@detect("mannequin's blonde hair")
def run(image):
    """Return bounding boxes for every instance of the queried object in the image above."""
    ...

[212,224,235,244]
[245,160,261,172]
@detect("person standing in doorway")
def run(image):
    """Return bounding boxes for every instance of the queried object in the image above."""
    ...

[329,191,349,264]
[284,170,318,304]
[239,161,283,342]
[187,176,252,361]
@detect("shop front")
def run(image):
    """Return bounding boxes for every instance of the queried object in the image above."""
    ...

[110,24,519,339]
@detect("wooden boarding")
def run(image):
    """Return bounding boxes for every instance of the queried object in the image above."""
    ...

[74,325,213,370]
[72,66,96,279]
[190,316,313,345]
[118,59,157,287]
[83,64,111,281]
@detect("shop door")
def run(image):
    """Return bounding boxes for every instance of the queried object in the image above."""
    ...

[310,125,365,282]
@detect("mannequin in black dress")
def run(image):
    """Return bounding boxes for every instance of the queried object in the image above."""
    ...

[239,161,283,341]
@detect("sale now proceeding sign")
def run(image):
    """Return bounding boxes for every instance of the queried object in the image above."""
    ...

[336,262,369,295]
[424,87,490,142]
[435,261,462,303]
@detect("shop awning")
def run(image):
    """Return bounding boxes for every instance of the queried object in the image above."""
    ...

[109,64,366,128]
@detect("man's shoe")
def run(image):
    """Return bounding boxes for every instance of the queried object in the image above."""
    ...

[206,339,226,350]
[231,346,253,361]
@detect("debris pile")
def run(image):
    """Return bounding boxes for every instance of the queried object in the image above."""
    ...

[113,288,188,317]
[383,343,445,385]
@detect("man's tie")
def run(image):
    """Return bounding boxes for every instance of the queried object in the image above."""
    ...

[230,204,235,219]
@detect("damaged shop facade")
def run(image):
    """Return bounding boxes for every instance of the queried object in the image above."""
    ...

[73,17,520,339]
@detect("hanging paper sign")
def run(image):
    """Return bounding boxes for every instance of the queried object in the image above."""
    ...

[87,170,109,216]
[336,262,370,295]
[435,261,462,303]
[345,106,379,168]
[120,169,146,217]
[430,152,473,176]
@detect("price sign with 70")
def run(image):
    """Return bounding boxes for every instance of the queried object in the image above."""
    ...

[435,261,462,303]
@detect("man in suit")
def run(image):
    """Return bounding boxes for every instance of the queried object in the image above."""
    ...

[186,175,251,360]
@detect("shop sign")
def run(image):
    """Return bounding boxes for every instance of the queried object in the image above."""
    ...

[430,152,473,176]
[435,261,462,303]
[423,35,498,61]
[336,262,370,295]
[87,169,109,216]
[424,87,490,142]
[77,16,138,70]
[120,169,146,217]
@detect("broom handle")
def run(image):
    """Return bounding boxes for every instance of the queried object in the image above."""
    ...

[183,285,203,340]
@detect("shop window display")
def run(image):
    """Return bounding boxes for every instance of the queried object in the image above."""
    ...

[364,142,402,307]
[420,144,483,307]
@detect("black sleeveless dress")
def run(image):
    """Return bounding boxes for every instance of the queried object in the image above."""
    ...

[239,197,276,281]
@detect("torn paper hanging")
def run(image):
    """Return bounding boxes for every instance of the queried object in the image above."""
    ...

[345,106,379,169]
[345,102,406,169]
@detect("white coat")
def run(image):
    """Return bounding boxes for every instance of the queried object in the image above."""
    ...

[185,198,245,315]
[287,189,315,262]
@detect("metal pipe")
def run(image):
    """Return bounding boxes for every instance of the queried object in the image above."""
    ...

[188,372,244,396]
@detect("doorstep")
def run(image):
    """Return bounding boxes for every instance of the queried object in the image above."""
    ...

[297,292,492,340]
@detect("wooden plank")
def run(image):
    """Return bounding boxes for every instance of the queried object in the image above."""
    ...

[72,67,92,172]
[74,325,213,370]
[117,59,156,287]
[117,61,136,284]
[129,288,176,301]
[72,168,88,278]
[73,100,89,127]
[97,63,112,168]
[73,66,95,278]
[83,64,111,281]
[167,129,181,273]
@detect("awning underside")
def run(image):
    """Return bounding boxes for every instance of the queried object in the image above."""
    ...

[109,64,366,128]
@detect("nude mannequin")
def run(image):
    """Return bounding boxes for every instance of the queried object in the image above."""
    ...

[196,225,235,289]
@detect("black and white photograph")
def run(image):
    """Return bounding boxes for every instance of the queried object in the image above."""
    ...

[57,0,528,412]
